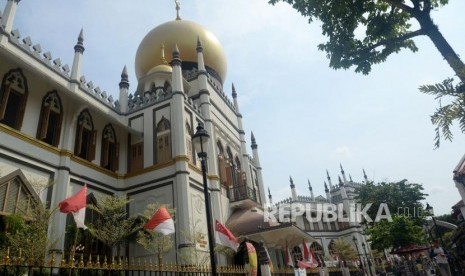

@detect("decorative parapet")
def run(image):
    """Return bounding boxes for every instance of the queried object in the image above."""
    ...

[183,68,236,112]
[126,86,173,113]
[184,97,201,115]
[9,29,71,79]
[78,76,119,111]
[6,28,120,112]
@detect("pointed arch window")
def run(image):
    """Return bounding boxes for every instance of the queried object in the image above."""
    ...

[164,81,172,94]
[156,117,171,163]
[224,147,235,187]
[74,109,97,161]
[217,141,228,186]
[186,122,193,162]
[0,69,29,130]
[101,124,119,172]
[37,91,63,146]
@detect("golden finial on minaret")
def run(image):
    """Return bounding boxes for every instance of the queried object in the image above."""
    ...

[175,0,181,20]
[161,44,168,65]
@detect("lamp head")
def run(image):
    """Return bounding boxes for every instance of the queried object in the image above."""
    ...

[192,122,210,156]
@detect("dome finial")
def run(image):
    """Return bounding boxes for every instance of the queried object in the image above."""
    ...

[161,44,168,65]
[175,0,181,20]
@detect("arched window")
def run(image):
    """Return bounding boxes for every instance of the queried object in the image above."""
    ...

[217,141,228,186]
[235,156,245,186]
[310,242,323,255]
[328,240,336,256]
[101,124,119,172]
[37,91,63,146]
[74,109,96,161]
[0,68,28,130]
[225,147,235,187]
[186,122,193,162]
[163,81,172,94]
[156,116,171,163]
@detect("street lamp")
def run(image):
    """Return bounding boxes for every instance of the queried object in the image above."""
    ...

[362,242,373,276]
[192,122,217,276]
[425,203,446,248]
[352,236,364,274]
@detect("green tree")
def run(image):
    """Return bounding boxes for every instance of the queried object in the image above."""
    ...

[367,215,425,251]
[137,203,175,264]
[268,0,465,147]
[355,179,427,223]
[87,195,142,257]
[331,239,357,262]
[355,180,428,250]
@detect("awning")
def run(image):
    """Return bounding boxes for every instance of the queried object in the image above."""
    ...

[226,207,315,247]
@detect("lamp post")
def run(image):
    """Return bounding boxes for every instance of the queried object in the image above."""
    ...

[192,122,217,276]
[425,203,446,248]
[362,243,373,276]
[352,236,364,274]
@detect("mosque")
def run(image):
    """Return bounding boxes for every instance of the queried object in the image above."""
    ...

[0,0,371,268]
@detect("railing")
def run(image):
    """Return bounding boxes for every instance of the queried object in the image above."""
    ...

[228,185,257,203]
[0,250,247,276]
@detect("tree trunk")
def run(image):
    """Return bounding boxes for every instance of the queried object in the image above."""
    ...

[416,12,465,83]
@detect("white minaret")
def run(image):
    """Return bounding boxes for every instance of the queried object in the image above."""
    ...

[290,176,297,200]
[170,45,191,251]
[1,0,20,33]
[324,181,331,202]
[196,38,222,223]
[118,65,129,113]
[363,168,369,183]
[70,29,84,83]
[340,163,348,184]
[251,132,265,205]
[326,169,334,190]
[308,179,314,201]
[233,84,253,189]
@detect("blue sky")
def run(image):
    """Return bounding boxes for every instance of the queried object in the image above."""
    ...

[5,0,465,215]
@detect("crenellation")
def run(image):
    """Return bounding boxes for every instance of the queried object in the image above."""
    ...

[87,81,94,90]
[10,29,20,43]
[32,43,41,58]
[21,36,32,51]
[42,51,52,65]
[62,64,70,75]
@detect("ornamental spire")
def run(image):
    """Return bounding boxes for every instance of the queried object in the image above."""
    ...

[161,44,168,65]
[175,0,181,20]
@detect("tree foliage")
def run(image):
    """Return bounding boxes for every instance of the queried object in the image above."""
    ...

[268,0,462,79]
[355,180,428,250]
[355,179,427,223]
[269,0,465,146]
[87,195,142,256]
[137,203,175,264]
[331,239,357,261]
[367,215,425,251]
[419,77,465,148]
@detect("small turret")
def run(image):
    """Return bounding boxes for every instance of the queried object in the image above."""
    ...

[338,175,344,187]
[324,181,331,203]
[119,65,129,112]
[290,176,297,200]
[268,187,273,205]
[326,169,334,190]
[340,163,348,184]
[2,0,21,33]
[70,29,84,82]
[363,169,368,182]
[308,179,314,201]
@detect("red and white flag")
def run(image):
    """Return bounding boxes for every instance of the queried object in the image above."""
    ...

[309,248,318,266]
[302,240,310,260]
[285,242,294,267]
[215,220,239,251]
[59,184,87,229]
[144,207,175,235]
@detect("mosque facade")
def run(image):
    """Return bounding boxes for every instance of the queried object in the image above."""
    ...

[0,0,371,268]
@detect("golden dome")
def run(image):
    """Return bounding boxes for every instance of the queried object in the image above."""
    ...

[135,20,227,83]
